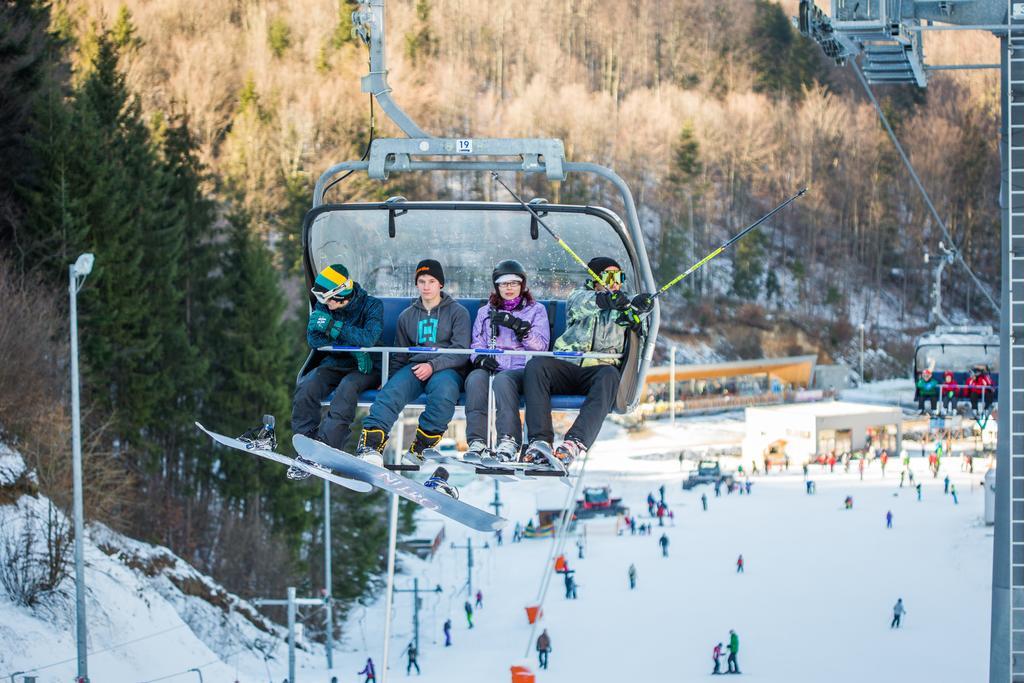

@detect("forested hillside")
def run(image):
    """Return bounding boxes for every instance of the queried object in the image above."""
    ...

[0,0,1001,641]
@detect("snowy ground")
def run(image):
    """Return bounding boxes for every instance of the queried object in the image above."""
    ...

[0,403,992,683]
[314,415,992,683]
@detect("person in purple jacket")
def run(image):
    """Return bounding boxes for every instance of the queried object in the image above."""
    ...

[464,260,551,462]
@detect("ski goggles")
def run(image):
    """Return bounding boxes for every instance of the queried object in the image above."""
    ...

[312,267,354,303]
[597,269,624,286]
[312,284,354,304]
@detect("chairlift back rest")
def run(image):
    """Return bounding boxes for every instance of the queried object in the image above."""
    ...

[299,297,589,411]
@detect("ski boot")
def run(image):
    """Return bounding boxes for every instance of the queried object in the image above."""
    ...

[405,428,443,466]
[521,440,553,467]
[492,435,521,464]
[239,415,277,451]
[356,428,389,467]
[423,466,459,499]
[463,439,489,463]
[551,438,585,470]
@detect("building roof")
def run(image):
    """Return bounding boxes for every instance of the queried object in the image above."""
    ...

[645,354,818,386]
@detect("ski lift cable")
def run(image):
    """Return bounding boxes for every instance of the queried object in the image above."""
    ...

[2,624,190,679]
[523,451,593,658]
[134,646,251,683]
[851,60,999,313]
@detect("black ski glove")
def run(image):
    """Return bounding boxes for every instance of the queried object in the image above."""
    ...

[597,290,632,311]
[491,311,533,340]
[473,355,500,373]
[631,293,655,314]
[615,308,644,334]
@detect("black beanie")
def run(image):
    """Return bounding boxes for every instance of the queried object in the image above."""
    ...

[415,258,445,286]
[587,256,622,274]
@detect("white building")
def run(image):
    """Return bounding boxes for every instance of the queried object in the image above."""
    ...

[743,401,903,464]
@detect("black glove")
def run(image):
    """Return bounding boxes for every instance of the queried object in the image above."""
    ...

[597,290,632,311]
[631,293,655,313]
[615,308,644,334]
[491,311,533,340]
[473,355,500,373]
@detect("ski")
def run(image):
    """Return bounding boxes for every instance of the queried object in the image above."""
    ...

[292,434,508,532]
[195,423,372,493]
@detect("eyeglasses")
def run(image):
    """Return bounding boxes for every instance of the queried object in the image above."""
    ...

[497,281,522,289]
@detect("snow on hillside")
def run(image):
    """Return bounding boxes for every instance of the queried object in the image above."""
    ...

[0,446,325,683]
[1,403,992,682]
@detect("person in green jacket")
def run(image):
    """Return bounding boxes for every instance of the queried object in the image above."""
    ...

[727,629,741,674]
[916,368,939,415]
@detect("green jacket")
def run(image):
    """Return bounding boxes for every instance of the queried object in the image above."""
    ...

[553,287,627,367]
[729,632,739,654]
[916,376,939,397]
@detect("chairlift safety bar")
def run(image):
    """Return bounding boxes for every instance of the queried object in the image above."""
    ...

[317,345,623,360]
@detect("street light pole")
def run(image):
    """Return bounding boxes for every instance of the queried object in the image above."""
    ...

[323,479,333,670]
[69,252,94,683]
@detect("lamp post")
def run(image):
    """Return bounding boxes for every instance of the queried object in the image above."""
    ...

[69,252,94,683]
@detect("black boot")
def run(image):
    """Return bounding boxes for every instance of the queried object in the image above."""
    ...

[356,427,389,466]
[424,466,459,499]
[406,428,443,465]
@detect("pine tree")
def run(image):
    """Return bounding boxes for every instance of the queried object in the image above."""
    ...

[731,230,766,300]
[203,208,311,540]
[660,123,703,291]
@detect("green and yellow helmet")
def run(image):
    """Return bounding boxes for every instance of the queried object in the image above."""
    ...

[312,264,354,303]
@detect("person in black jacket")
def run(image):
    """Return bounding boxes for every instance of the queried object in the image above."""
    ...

[286,263,384,479]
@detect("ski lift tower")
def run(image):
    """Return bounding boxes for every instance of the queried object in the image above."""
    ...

[798,1,1018,680]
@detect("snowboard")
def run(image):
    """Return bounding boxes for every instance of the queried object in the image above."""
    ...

[421,451,518,483]
[292,434,508,531]
[195,423,372,493]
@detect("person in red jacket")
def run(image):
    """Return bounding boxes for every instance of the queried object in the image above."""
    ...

[712,642,724,674]
[968,365,995,415]
[940,371,959,415]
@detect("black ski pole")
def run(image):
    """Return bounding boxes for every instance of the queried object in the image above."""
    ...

[651,187,807,301]
[490,172,607,284]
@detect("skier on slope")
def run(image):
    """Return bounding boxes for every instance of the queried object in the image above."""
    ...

[891,598,906,628]
[701,492,708,511]
[520,257,653,469]
[628,563,637,590]
[443,618,452,646]
[405,641,420,675]
[357,657,376,682]
[463,260,550,463]
[727,630,741,674]
[476,589,483,609]
[736,554,744,573]
[659,533,670,558]
[536,629,552,670]
[464,600,474,628]
[712,642,724,675]
[354,260,470,490]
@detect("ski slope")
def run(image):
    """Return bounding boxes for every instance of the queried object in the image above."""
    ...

[317,416,991,683]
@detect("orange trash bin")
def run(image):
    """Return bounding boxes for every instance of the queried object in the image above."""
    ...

[511,665,535,683]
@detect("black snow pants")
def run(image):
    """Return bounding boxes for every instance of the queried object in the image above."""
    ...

[292,365,380,450]
[524,357,620,448]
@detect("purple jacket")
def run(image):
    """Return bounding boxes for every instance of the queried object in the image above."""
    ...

[470,299,550,371]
